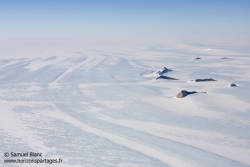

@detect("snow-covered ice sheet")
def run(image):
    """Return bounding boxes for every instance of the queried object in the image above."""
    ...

[0,38,250,167]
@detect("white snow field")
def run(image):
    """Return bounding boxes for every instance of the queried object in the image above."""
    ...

[0,38,250,167]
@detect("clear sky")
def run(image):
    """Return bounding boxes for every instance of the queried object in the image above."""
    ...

[0,0,250,38]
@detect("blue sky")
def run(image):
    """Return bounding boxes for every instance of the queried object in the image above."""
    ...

[0,0,249,38]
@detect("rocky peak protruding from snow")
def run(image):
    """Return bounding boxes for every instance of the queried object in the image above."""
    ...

[156,76,178,80]
[229,83,238,87]
[156,67,172,75]
[176,90,206,98]
[176,90,197,98]
[190,78,217,82]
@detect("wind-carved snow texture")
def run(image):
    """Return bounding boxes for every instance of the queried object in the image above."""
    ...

[1,41,250,167]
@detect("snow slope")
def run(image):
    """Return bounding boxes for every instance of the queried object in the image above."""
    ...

[0,38,250,167]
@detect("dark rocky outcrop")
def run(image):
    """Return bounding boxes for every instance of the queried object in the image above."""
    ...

[195,57,201,60]
[156,67,172,75]
[176,90,197,98]
[229,83,238,87]
[156,76,178,80]
[176,90,206,98]
[191,78,217,82]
